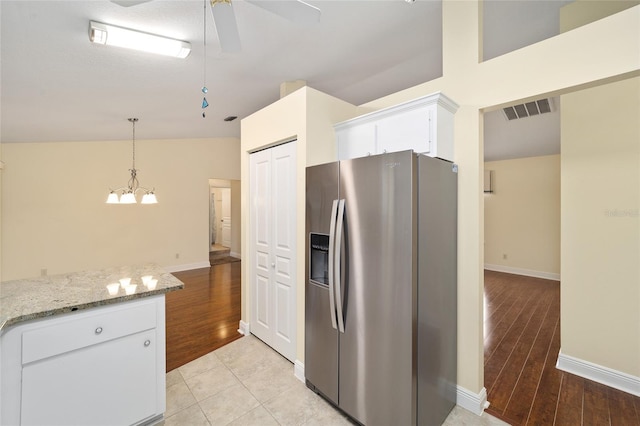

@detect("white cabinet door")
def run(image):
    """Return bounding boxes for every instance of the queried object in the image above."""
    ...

[376,105,433,155]
[249,142,297,362]
[334,92,458,162]
[336,120,377,160]
[21,329,158,426]
[1,296,166,426]
[250,148,273,345]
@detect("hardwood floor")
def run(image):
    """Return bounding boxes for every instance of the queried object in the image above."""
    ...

[484,270,640,425]
[166,262,242,372]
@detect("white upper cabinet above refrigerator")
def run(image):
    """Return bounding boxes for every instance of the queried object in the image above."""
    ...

[334,92,459,162]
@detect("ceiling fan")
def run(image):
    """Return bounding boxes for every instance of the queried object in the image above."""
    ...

[110,0,321,53]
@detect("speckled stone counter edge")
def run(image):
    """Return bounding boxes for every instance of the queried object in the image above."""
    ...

[0,264,184,331]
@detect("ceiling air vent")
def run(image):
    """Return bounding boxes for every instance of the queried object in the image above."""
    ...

[502,98,553,121]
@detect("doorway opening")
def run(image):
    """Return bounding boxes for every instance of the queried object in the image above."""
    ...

[209,179,241,264]
[482,93,561,424]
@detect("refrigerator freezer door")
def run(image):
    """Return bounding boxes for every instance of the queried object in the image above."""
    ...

[305,162,340,404]
[338,151,417,425]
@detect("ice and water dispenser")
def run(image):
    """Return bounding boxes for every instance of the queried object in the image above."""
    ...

[309,233,329,285]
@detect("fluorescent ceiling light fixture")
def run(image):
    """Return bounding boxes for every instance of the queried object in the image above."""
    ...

[89,21,191,58]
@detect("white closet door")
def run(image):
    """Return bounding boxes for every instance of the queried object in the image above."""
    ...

[249,141,297,362]
[221,188,232,247]
[250,149,272,344]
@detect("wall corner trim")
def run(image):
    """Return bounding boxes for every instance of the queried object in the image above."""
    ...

[238,320,250,336]
[294,360,305,383]
[556,350,640,397]
[456,385,489,416]
[484,264,560,281]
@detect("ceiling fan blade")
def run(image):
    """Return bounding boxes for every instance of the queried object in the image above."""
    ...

[246,0,321,25]
[110,0,153,7]
[210,1,242,53]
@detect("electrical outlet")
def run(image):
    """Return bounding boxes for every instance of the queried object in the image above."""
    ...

[175,253,180,259]
[503,254,508,260]
[41,268,47,276]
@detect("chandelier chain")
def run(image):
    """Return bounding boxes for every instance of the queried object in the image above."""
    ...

[131,118,136,171]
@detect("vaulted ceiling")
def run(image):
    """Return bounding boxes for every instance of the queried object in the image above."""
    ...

[1,0,572,160]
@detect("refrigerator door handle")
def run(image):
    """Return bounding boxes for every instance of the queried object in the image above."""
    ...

[334,199,346,333]
[327,199,339,330]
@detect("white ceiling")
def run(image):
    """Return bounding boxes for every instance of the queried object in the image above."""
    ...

[1,0,572,160]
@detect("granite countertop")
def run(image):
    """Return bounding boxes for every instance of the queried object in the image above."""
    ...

[0,263,184,331]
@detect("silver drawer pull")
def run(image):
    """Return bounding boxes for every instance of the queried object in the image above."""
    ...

[144,340,151,347]
[95,327,103,335]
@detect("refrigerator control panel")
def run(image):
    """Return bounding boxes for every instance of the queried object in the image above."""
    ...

[309,233,329,286]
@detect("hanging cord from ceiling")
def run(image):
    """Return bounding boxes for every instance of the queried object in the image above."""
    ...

[202,0,209,117]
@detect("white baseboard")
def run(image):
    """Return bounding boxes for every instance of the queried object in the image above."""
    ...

[230,251,241,259]
[238,320,250,336]
[484,264,560,281]
[556,350,640,397]
[294,360,305,383]
[456,385,489,416]
[164,261,211,273]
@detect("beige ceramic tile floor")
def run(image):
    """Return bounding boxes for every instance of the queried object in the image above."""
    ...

[162,335,508,426]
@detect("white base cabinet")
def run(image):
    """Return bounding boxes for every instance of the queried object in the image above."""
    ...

[335,92,459,161]
[1,296,166,426]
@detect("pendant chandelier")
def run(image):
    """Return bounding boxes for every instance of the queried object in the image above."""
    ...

[106,118,158,204]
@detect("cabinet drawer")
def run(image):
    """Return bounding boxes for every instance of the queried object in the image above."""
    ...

[22,299,157,364]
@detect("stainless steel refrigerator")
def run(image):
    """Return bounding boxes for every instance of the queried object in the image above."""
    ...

[305,150,457,426]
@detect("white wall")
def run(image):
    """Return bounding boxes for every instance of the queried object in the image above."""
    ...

[1,138,240,281]
[553,0,640,386]
[561,77,640,377]
[484,155,560,280]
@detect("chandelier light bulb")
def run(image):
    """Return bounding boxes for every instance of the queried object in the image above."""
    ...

[120,192,137,204]
[141,193,158,204]
[106,192,120,204]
